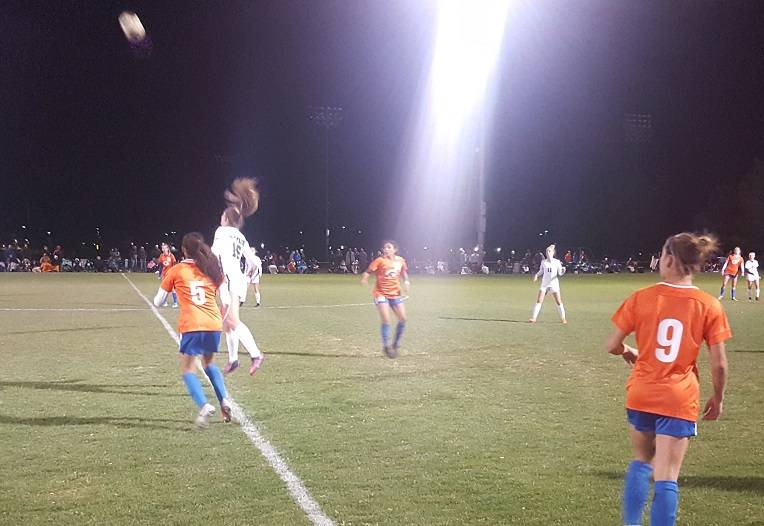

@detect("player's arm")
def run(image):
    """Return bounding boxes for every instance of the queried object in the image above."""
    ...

[361,259,378,285]
[153,271,174,307]
[241,242,257,275]
[533,263,543,282]
[604,327,638,365]
[721,258,728,274]
[401,268,410,294]
[702,342,728,420]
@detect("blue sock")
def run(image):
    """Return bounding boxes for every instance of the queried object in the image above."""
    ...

[381,324,391,347]
[394,321,406,346]
[650,480,679,526]
[204,364,228,403]
[623,460,652,525]
[172,291,178,304]
[719,286,725,297]
[182,372,207,408]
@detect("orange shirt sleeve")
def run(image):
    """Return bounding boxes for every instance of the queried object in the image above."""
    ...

[160,266,175,292]
[611,293,637,335]
[704,301,732,346]
[367,258,380,273]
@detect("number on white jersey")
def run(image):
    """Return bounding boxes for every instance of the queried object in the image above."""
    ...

[655,318,683,363]
[189,281,206,306]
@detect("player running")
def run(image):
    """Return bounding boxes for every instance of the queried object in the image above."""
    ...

[211,178,264,375]
[605,232,730,526]
[529,244,567,324]
[718,246,743,300]
[744,251,759,302]
[361,240,410,358]
[153,232,232,429]
[158,242,178,307]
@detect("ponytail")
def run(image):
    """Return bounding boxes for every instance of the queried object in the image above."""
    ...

[664,232,719,276]
[222,178,259,229]
[181,232,223,286]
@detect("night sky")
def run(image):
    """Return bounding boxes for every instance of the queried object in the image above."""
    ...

[2,1,764,257]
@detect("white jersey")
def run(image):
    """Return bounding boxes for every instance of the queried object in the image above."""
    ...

[246,255,263,284]
[536,258,564,290]
[212,226,257,304]
[745,259,759,281]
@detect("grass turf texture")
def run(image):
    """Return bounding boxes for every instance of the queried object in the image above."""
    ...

[0,273,761,526]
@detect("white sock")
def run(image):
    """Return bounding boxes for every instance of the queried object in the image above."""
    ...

[225,330,239,363]
[757,289,761,299]
[531,303,542,320]
[255,292,261,304]
[557,303,566,320]
[235,323,262,358]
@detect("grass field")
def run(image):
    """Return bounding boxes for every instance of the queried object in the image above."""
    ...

[0,272,762,526]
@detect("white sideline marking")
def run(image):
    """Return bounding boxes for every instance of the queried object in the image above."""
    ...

[259,302,370,309]
[120,273,334,526]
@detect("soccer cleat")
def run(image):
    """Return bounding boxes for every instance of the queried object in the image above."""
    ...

[255,302,261,308]
[220,399,232,423]
[223,360,240,375]
[195,403,216,429]
[528,318,536,323]
[732,298,738,302]
[717,295,724,300]
[172,303,179,308]
[383,345,397,359]
[249,355,265,376]
[561,319,567,324]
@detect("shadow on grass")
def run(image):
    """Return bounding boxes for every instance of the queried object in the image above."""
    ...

[0,379,181,397]
[595,470,764,494]
[0,414,192,431]
[439,316,526,323]
[5,325,138,336]
[265,350,371,359]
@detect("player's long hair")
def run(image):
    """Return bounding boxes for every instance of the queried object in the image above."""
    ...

[222,178,259,229]
[182,232,223,286]
[664,232,719,276]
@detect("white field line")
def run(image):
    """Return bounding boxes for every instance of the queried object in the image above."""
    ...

[120,273,334,526]
[0,307,146,312]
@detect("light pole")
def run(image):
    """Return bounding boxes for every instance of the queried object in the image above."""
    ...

[308,106,343,262]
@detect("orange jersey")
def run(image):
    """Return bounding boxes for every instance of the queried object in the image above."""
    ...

[612,282,731,422]
[159,253,177,275]
[367,256,407,298]
[160,260,222,334]
[723,255,743,276]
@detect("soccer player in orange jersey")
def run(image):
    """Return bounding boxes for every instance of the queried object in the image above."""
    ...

[718,246,744,300]
[361,240,410,358]
[605,233,730,526]
[158,242,178,307]
[153,232,232,429]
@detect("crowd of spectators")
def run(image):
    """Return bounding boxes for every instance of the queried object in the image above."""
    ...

[1,240,726,275]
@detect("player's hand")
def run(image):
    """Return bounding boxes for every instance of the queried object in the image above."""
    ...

[533,275,538,283]
[702,397,723,420]
[621,344,638,366]
[403,280,411,294]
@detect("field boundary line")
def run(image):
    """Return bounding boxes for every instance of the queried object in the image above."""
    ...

[121,273,335,526]
[0,307,146,312]
[258,302,370,310]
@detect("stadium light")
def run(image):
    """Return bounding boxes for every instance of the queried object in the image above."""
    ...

[398,1,511,257]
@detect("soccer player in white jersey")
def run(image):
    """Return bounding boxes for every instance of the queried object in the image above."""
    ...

[744,251,760,302]
[529,244,567,324]
[243,247,262,307]
[211,178,265,376]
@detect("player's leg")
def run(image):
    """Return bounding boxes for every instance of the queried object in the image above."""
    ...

[650,434,690,526]
[551,290,566,323]
[731,276,738,300]
[224,290,264,375]
[200,346,231,423]
[254,281,261,307]
[719,274,729,299]
[756,279,760,301]
[748,279,753,301]
[390,300,408,353]
[529,290,545,322]
[220,282,241,373]
[623,419,656,526]
[179,343,215,428]
[375,300,394,356]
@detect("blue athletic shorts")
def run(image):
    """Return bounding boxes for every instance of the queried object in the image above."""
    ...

[179,331,221,356]
[374,295,404,306]
[627,409,697,438]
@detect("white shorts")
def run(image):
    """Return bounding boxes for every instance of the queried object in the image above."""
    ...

[540,281,560,294]
[250,266,262,285]
[220,272,248,306]
[746,275,760,283]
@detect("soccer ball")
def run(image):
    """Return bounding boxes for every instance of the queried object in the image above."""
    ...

[118,11,146,43]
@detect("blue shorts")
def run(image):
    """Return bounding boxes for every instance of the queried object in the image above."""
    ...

[179,331,221,356]
[627,409,697,438]
[374,295,404,306]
